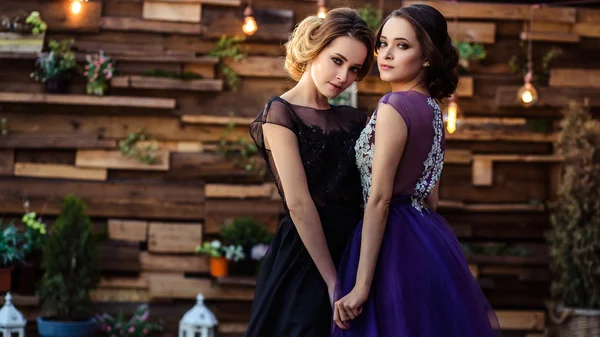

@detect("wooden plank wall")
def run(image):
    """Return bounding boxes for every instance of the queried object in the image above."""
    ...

[2,0,600,336]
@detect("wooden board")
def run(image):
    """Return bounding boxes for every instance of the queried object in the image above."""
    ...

[99,240,141,272]
[0,150,14,175]
[573,23,600,38]
[148,273,255,300]
[446,130,557,143]
[91,288,150,302]
[0,134,116,149]
[204,199,282,234]
[140,252,209,273]
[578,8,600,23]
[201,7,294,41]
[148,222,203,253]
[99,273,149,289]
[456,76,474,97]
[0,32,44,53]
[496,86,600,108]
[181,114,255,125]
[472,158,493,187]
[14,162,107,181]
[205,183,276,199]
[496,310,545,331]
[102,16,204,35]
[444,149,472,165]
[549,68,600,89]
[520,31,580,43]
[359,76,472,97]
[75,150,170,171]
[447,22,496,44]
[224,56,288,78]
[402,1,576,23]
[0,92,176,109]
[145,0,240,5]
[0,178,205,219]
[438,201,545,213]
[111,76,223,92]
[143,1,202,23]
[108,219,149,242]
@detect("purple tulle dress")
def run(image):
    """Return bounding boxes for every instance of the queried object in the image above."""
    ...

[333,91,502,337]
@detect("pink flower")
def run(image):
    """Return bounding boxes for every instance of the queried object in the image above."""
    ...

[106,73,112,80]
[89,78,94,83]
[103,69,108,74]
[107,326,112,332]
[85,65,89,70]
[84,71,88,76]
[143,329,148,334]
[107,63,112,68]
[99,57,105,63]
[128,326,135,333]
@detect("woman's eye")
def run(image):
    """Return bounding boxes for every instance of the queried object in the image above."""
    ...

[332,58,342,65]
[398,43,408,49]
[379,41,387,47]
[350,67,360,73]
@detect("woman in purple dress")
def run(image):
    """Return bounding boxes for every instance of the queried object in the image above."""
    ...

[332,5,502,337]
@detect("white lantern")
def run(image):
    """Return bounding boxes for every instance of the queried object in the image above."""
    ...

[179,293,218,337]
[0,293,26,337]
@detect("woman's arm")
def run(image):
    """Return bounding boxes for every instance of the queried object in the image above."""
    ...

[334,102,408,328]
[263,123,337,304]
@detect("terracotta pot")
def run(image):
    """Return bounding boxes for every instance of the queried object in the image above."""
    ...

[0,268,13,292]
[209,257,228,278]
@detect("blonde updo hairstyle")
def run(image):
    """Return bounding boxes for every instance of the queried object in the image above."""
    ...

[284,7,375,82]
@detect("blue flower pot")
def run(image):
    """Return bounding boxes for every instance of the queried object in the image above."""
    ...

[37,317,98,337]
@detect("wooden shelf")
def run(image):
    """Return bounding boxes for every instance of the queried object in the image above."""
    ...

[550,68,600,89]
[438,200,545,212]
[447,130,558,143]
[496,86,600,108]
[14,162,108,181]
[181,114,255,125]
[75,150,170,171]
[403,1,575,23]
[216,276,257,287]
[520,31,580,43]
[0,294,39,307]
[111,76,223,92]
[205,183,276,199]
[447,22,496,44]
[0,52,218,65]
[359,76,473,97]
[0,134,117,149]
[472,154,562,187]
[224,56,287,78]
[0,92,176,109]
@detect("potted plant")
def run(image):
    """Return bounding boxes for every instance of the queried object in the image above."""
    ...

[36,194,100,337]
[13,211,47,295]
[0,11,47,54]
[454,41,486,73]
[85,50,115,96]
[220,217,271,276]
[0,219,25,292]
[96,304,163,337]
[547,102,600,336]
[196,240,245,278]
[31,39,78,94]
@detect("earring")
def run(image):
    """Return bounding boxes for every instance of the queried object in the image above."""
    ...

[423,62,430,67]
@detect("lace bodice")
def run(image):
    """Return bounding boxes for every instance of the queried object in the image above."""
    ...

[355,91,445,211]
[250,97,366,217]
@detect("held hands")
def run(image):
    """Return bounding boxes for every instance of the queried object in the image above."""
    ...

[333,285,369,330]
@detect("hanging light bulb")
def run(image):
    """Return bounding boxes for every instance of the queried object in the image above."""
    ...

[516,5,539,108]
[443,94,462,134]
[317,0,327,19]
[242,4,257,36]
[517,72,539,107]
[70,0,82,14]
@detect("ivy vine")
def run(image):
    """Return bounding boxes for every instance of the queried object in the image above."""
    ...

[118,130,161,165]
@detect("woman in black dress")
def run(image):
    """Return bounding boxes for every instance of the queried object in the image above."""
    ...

[245,8,375,337]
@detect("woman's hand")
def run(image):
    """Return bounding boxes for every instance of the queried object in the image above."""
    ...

[333,286,369,329]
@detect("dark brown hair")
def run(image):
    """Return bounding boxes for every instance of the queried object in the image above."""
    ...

[376,4,459,99]
[285,7,375,81]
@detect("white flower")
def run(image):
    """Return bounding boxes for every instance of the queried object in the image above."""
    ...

[251,244,269,260]
[210,240,222,249]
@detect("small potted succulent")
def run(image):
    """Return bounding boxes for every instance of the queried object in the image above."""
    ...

[13,211,48,295]
[31,39,78,94]
[0,11,47,54]
[220,217,272,276]
[85,50,115,96]
[196,240,245,278]
[0,219,25,292]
